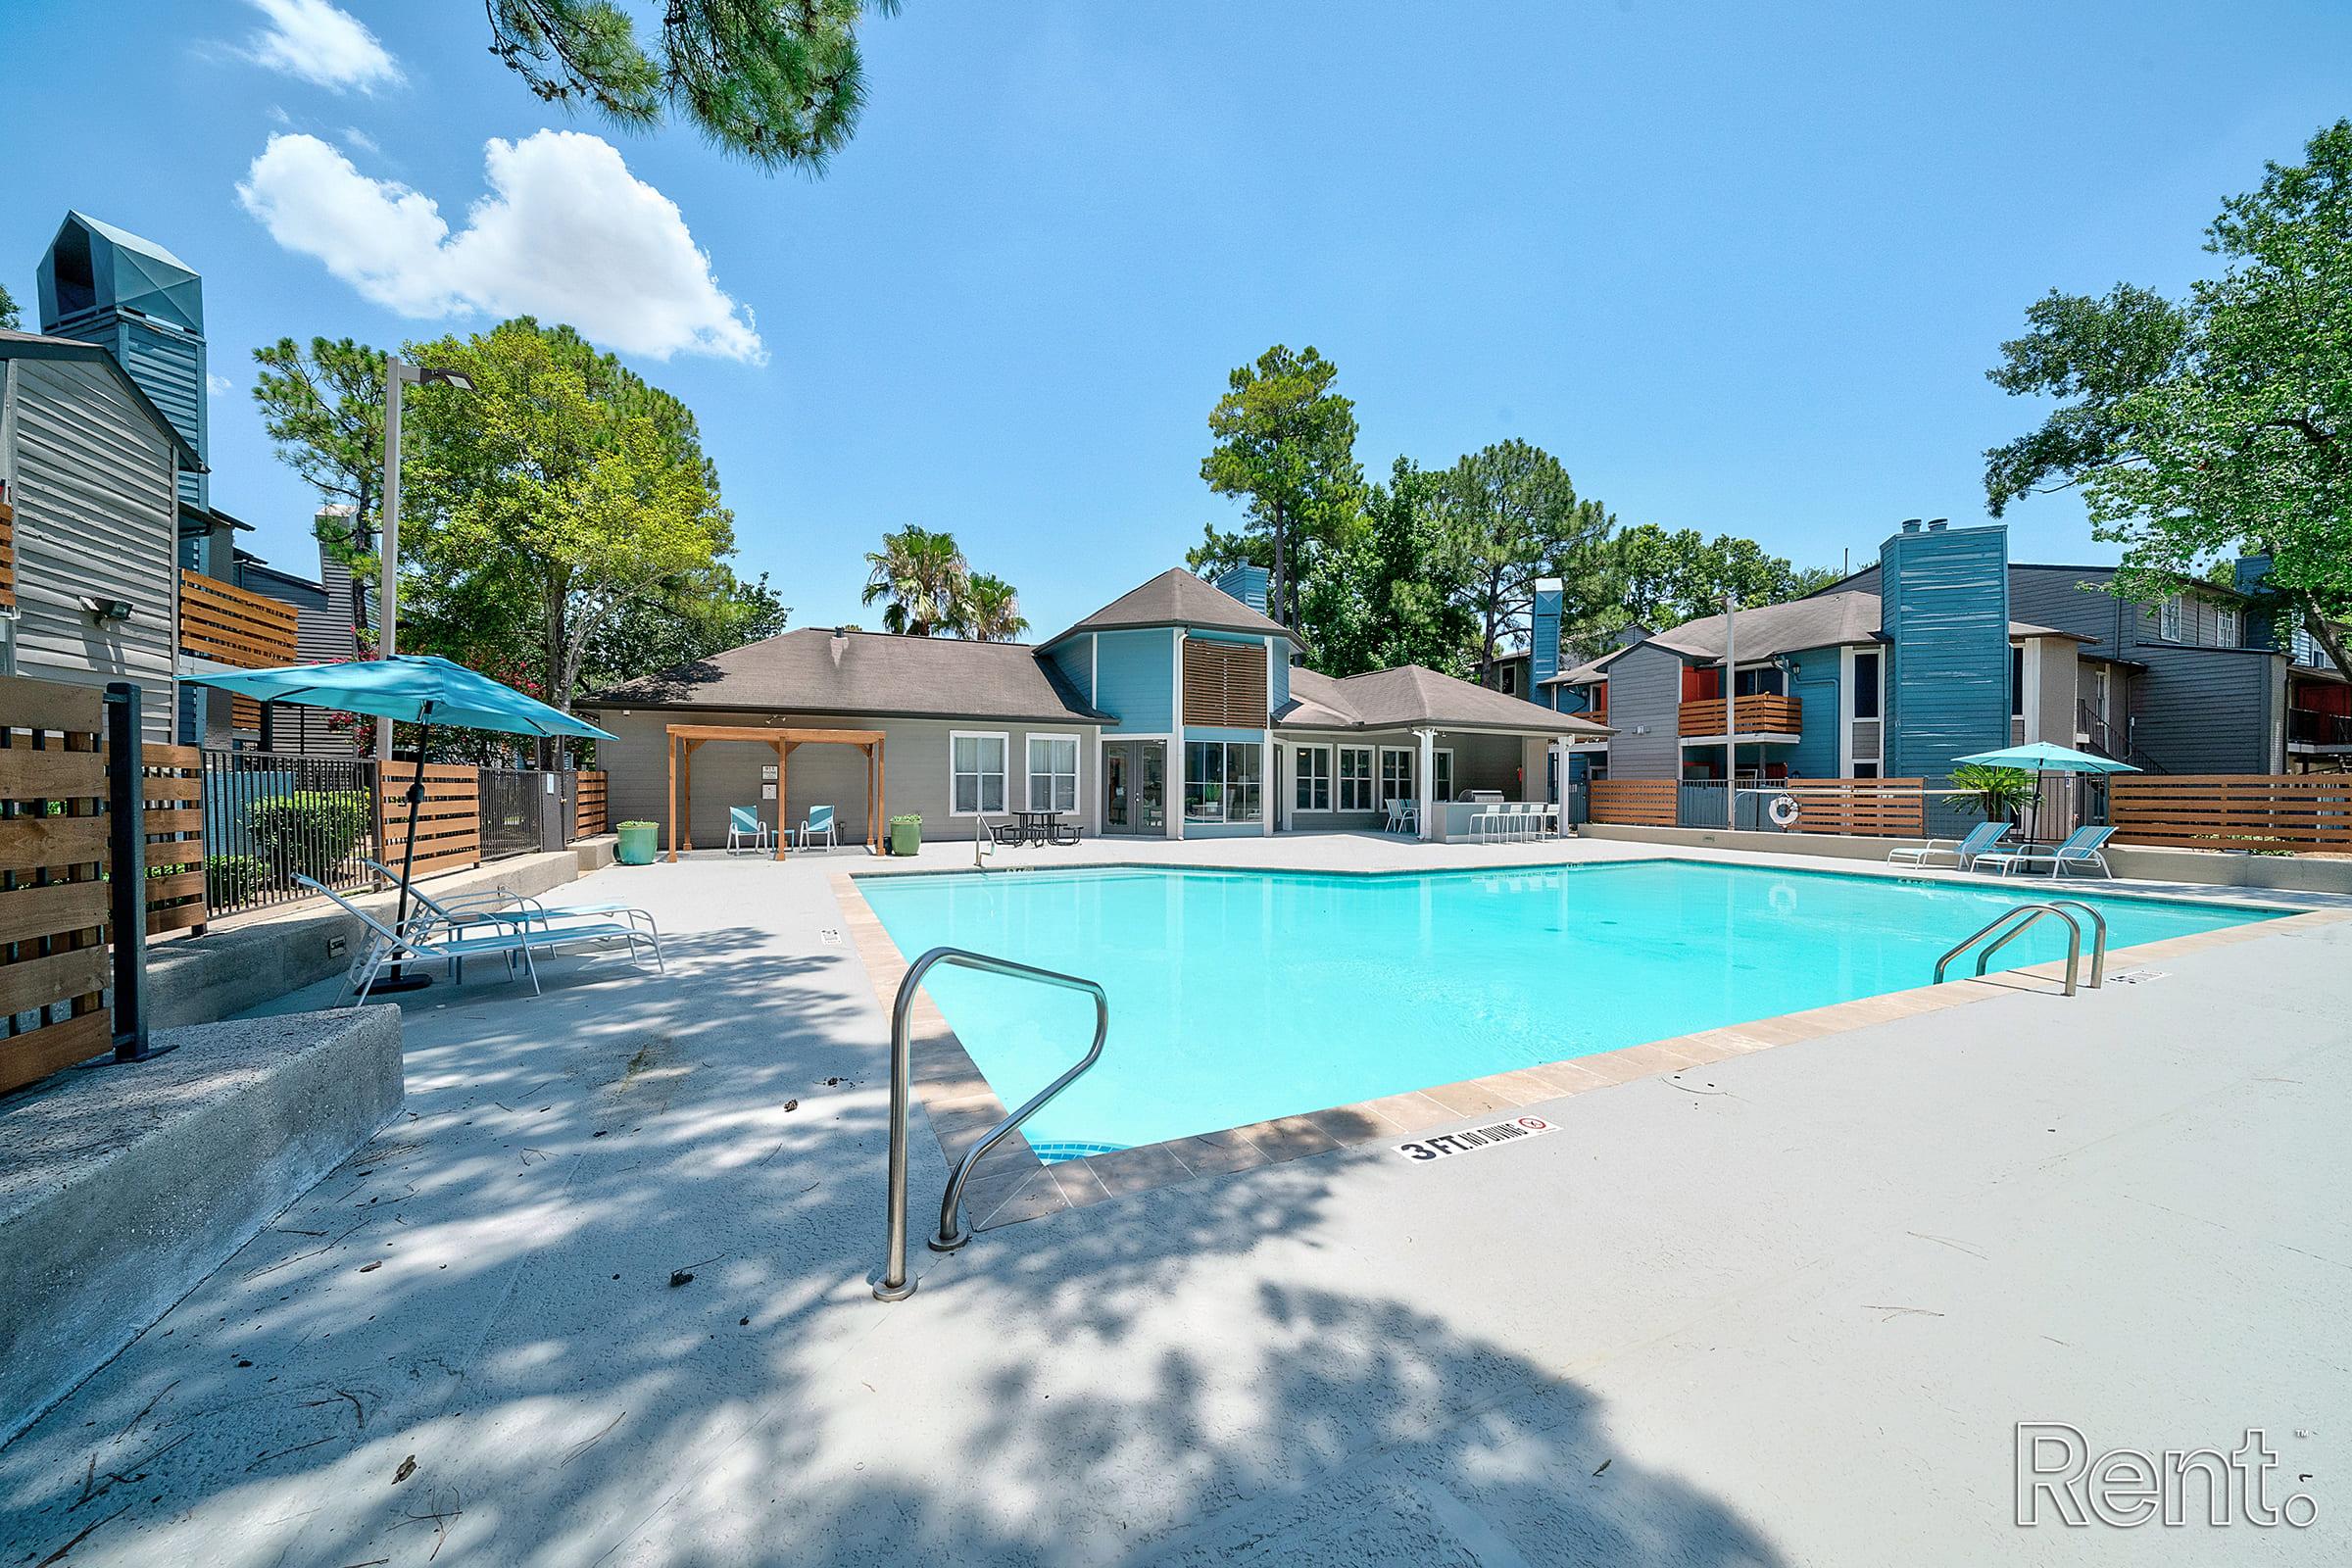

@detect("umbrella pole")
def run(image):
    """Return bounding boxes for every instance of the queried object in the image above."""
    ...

[373,714,435,994]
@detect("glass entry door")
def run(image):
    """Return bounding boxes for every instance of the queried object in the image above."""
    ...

[1102,740,1166,834]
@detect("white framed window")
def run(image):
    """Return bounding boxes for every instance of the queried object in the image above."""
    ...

[2159,594,2183,642]
[1184,740,1261,823]
[1295,745,1332,811]
[949,731,1007,815]
[2217,606,2240,648]
[1378,747,1414,804]
[1025,732,1079,811]
[1337,746,1375,811]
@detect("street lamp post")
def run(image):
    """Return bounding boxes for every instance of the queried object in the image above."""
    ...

[374,359,473,768]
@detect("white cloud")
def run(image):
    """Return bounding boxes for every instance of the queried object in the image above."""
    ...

[207,372,235,397]
[341,125,379,156]
[240,0,403,93]
[236,131,763,364]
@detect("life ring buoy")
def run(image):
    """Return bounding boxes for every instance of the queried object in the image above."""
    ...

[1767,792,1802,828]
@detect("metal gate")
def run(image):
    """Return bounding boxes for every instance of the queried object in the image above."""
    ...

[477,768,545,860]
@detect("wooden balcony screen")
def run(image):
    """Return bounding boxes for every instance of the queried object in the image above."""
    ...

[1182,638,1269,729]
[179,569,303,731]
[1678,694,1801,736]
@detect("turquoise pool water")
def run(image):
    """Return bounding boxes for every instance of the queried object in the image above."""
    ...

[855,861,2281,1155]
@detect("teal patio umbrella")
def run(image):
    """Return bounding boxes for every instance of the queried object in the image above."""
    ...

[194,656,614,989]
[1952,741,2138,843]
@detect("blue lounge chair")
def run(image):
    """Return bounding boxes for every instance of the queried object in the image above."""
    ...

[795,804,838,849]
[1887,820,2011,870]
[1977,824,2118,879]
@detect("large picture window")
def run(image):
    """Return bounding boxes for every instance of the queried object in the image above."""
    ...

[1295,745,1331,811]
[1184,741,1262,823]
[1026,733,1079,811]
[1337,747,1374,811]
[950,731,1006,814]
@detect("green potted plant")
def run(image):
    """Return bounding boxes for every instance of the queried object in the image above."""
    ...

[889,813,923,856]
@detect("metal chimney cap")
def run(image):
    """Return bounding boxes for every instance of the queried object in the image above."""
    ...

[1925,517,1949,531]
[1899,518,1922,533]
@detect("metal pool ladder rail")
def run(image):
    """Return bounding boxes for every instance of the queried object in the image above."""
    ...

[1933,902,2107,997]
[874,946,1108,1301]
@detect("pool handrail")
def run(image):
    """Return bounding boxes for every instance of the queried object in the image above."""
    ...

[2042,900,2109,989]
[1934,903,2086,998]
[874,945,1109,1301]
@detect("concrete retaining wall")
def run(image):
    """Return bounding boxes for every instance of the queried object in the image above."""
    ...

[149,848,604,1028]
[1580,823,2352,894]
[0,1006,403,1446]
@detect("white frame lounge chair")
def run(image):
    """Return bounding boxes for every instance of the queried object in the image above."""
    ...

[1888,821,2011,870]
[361,859,663,969]
[1977,824,2118,879]
[299,874,543,1004]
[727,807,770,855]
[796,804,839,850]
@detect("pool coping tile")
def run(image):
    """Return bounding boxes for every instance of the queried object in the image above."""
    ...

[831,869,2352,1233]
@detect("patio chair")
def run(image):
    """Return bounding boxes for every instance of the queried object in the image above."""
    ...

[298,874,541,1004]
[987,817,1023,848]
[727,807,770,855]
[1469,804,1504,845]
[1050,817,1081,846]
[1976,824,2118,880]
[1887,821,2010,871]
[361,859,663,970]
[795,805,838,850]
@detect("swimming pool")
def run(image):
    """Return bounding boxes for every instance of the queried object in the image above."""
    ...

[855,860,2281,1155]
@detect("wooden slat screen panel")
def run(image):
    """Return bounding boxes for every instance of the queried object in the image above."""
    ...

[141,741,208,937]
[0,673,112,1095]
[378,763,481,877]
[1786,778,1927,837]
[0,494,17,612]
[1678,694,1802,736]
[574,770,608,838]
[2110,774,2352,853]
[1181,638,1269,729]
[1589,779,1679,826]
[178,568,301,669]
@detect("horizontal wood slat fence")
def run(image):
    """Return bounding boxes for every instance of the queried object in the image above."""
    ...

[0,676,112,1095]
[142,743,208,937]
[178,568,301,731]
[1785,778,1927,837]
[574,770,608,837]
[2110,774,2352,854]
[1589,778,1678,826]
[378,763,482,877]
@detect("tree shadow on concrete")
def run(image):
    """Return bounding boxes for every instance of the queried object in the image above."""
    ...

[0,925,1784,1566]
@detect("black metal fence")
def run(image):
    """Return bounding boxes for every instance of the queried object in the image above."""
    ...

[201,753,568,920]
[477,767,549,860]
[200,750,379,916]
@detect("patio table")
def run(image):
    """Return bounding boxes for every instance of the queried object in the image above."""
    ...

[1011,809,1065,846]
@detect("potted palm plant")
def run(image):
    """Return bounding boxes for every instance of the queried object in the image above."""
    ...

[1949,763,2038,828]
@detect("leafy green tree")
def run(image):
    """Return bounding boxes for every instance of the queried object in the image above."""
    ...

[861,525,969,636]
[1321,458,1482,677]
[580,567,790,687]
[396,318,737,720]
[484,0,898,172]
[1200,345,1366,630]
[1602,524,1838,636]
[959,573,1028,641]
[0,282,19,330]
[249,335,390,629]
[1984,120,2352,683]
[1434,439,1616,685]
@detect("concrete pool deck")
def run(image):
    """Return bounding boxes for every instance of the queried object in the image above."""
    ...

[2,832,2347,1565]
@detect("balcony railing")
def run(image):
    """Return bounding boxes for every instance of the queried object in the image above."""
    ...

[1678,693,1801,736]
[2288,708,2352,748]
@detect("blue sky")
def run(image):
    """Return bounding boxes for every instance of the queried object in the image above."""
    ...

[3,1,2346,641]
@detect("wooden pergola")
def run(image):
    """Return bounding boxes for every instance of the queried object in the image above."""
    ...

[664,723,886,860]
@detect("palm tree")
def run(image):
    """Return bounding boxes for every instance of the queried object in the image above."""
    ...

[960,573,1029,642]
[860,526,969,636]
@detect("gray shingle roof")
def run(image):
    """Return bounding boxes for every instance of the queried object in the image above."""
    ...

[1280,665,1611,737]
[579,627,1106,723]
[1546,590,2086,685]
[1047,568,1298,647]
